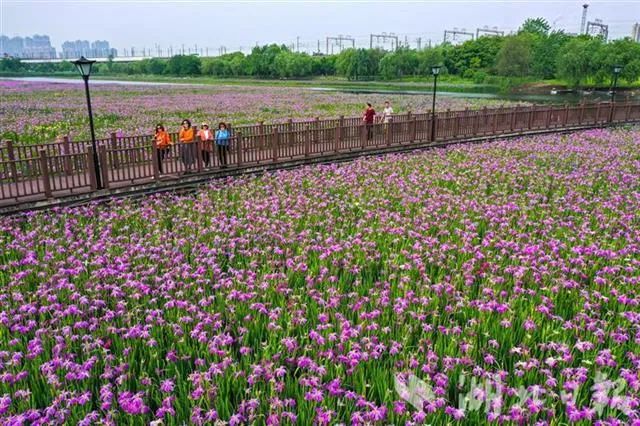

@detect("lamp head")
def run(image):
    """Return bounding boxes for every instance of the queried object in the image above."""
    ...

[613,65,623,75]
[72,56,96,78]
[431,65,441,76]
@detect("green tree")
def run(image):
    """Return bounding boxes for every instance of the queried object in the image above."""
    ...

[531,30,571,79]
[519,17,551,36]
[557,37,604,87]
[166,55,201,76]
[496,34,534,77]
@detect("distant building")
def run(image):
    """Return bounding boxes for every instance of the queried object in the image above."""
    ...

[61,40,91,59]
[61,39,116,58]
[0,34,56,58]
[633,23,640,42]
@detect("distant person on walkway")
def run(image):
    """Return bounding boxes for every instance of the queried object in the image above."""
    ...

[363,103,376,140]
[215,122,231,168]
[154,124,172,174]
[179,119,195,173]
[198,122,214,167]
[382,101,394,123]
[382,101,394,136]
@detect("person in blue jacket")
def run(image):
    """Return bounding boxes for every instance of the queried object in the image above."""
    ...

[215,122,231,167]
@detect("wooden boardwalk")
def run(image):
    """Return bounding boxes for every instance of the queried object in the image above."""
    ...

[2,101,640,212]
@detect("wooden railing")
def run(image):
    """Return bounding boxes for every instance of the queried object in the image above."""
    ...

[1,101,639,206]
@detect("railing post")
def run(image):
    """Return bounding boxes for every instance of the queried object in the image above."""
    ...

[39,149,52,198]
[527,106,535,129]
[6,140,19,183]
[87,146,97,191]
[304,125,311,158]
[272,129,279,163]
[386,117,392,147]
[151,140,160,180]
[510,106,517,131]
[608,101,616,124]
[110,132,119,169]
[98,145,109,189]
[625,101,632,121]
[314,117,320,146]
[236,132,243,167]
[336,115,344,152]
[578,101,585,125]
[62,136,72,175]
[360,123,367,150]
[471,111,478,136]
[410,116,417,141]
[492,108,498,133]
[595,103,602,125]
[544,106,552,129]
[258,121,265,149]
[287,119,293,147]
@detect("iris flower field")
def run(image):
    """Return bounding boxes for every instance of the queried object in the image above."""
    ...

[0,80,524,144]
[1,128,639,425]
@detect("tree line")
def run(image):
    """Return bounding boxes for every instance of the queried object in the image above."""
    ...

[3,18,639,87]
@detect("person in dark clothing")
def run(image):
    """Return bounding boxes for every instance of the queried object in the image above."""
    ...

[363,103,376,140]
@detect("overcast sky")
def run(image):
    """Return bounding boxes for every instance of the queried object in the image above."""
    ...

[2,0,639,54]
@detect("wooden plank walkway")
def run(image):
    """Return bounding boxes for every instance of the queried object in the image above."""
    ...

[2,101,639,212]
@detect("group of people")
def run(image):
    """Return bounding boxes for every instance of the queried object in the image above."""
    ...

[153,120,231,173]
[152,102,395,174]
[363,101,394,140]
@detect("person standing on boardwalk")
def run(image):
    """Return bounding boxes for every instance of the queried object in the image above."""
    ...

[198,123,214,167]
[215,122,231,168]
[382,101,394,137]
[154,124,172,174]
[179,119,195,173]
[363,103,376,140]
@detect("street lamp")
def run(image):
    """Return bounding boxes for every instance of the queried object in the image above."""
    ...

[611,65,622,103]
[609,65,623,123]
[431,65,441,141]
[72,56,102,189]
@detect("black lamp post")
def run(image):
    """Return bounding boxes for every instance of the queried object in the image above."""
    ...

[609,65,623,123]
[431,65,441,141]
[72,56,102,189]
[610,65,622,103]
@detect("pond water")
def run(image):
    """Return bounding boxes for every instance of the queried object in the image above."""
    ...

[309,87,640,105]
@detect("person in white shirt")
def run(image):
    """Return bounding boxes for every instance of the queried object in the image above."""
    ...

[382,101,394,138]
[382,101,394,123]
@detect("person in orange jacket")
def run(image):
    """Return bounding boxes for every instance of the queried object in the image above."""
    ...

[154,124,172,174]
[178,119,196,172]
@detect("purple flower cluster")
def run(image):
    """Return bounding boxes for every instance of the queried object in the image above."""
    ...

[0,127,638,424]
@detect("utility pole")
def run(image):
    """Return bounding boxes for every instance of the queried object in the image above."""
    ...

[443,29,474,44]
[417,37,422,50]
[296,36,300,52]
[586,20,609,41]
[580,4,589,34]
[326,35,355,54]
[370,33,399,51]
[476,27,504,38]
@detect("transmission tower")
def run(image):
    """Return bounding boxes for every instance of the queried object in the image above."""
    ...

[370,33,399,51]
[443,28,474,44]
[586,19,609,41]
[326,35,355,54]
[476,26,504,38]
